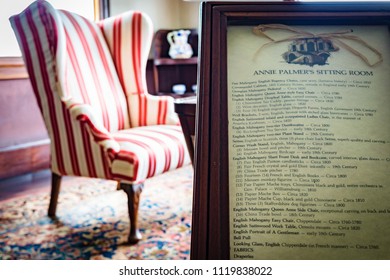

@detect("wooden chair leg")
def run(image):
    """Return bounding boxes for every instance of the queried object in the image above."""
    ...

[48,172,62,217]
[120,182,144,244]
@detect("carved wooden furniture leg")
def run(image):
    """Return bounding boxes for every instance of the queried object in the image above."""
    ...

[48,173,62,217]
[120,182,144,244]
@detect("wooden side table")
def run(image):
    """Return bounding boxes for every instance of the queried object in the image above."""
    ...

[174,96,197,165]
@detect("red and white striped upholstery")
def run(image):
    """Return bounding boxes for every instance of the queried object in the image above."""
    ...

[99,13,179,128]
[10,1,190,184]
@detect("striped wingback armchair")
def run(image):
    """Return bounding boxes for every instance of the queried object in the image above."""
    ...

[10,0,190,244]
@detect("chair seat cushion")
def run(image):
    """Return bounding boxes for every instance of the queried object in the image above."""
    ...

[109,125,191,183]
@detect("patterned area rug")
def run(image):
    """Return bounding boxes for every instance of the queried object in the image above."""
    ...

[0,166,193,260]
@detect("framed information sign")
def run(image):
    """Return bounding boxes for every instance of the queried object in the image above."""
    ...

[192,1,390,260]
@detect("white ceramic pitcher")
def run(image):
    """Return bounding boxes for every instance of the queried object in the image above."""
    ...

[167,29,193,59]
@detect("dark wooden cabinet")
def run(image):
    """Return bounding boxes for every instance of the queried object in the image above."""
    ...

[152,29,198,95]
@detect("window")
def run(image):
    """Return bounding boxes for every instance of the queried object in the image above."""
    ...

[0,0,96,57]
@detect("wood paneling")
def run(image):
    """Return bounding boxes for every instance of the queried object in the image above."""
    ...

[0,62,50,179]
[0,57,28,80]
[0,140,50,179]
[0,78,48,147]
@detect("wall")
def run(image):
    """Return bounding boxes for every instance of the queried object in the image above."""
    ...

[178,0,200,30]
[110,0,200,30]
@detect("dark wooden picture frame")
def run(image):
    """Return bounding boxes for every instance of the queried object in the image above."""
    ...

[191,1,390,260]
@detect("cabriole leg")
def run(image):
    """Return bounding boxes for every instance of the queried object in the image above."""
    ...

[120,182,144,244]
[48,172,62,217]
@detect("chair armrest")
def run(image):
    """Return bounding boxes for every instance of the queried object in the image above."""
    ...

[128,93,180,127]
[64,99,120,156]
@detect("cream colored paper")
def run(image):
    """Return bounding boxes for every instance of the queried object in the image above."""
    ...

[228,25,390,259]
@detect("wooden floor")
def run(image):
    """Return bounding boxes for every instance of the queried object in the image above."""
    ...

[0,169,52,202]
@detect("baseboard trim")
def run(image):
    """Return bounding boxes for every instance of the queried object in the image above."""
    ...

[0,139,50,179]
